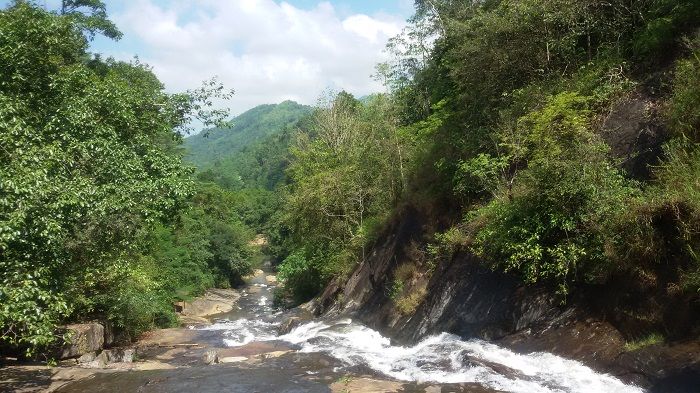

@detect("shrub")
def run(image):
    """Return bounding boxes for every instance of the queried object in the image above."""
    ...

[669,39,700,139]
[395,284,427,316]
[470,93,638,295]
[277,250,322,304]
[624,332,665,352]
[618,139,700,294]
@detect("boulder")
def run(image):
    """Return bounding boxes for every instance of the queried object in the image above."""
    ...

[76,352,97,364]
[103,348,136,363]
[203,349,219,365]
[81,350,108,368]
[60,323,105,359]
[278,317,302,335]
[180,289,240,318]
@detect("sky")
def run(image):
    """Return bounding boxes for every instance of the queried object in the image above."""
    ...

[11,0,414,123]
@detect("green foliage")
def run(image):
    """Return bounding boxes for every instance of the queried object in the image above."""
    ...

[395,286,427,316]
[427,227,469,268]
[276,250,321,304]
[188,183,255,287]
[616,139,700,294]
[0,3,237,354]
[387,280,405,301]
[469,93,638,294]
[278,93,409,300]
[185,101,311,169]
[624,332,665,351]
[669,38,700,139]
[59,0,123,40]
[632,0,700,59]
[92,264,179,340]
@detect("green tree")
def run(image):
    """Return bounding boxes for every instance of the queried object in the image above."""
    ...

[60,0,123,40]
[278,93,408,302]
[0,3,232,353]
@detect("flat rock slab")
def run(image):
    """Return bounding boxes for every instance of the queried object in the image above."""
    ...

[138,328,202,347]
[217,341,293,358]
[179,289,240,318]
[330,377,405,393]
[219,356,248,363]
[52,365,333,393]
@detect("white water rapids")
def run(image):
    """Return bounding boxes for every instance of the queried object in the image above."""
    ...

[201,316,645,393]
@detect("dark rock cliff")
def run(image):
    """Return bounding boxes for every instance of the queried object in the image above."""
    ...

[311,203,700,390]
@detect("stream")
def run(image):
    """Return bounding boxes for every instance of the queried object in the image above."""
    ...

[57,270,646,393]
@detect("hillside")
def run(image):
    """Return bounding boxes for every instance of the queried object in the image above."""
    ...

[185,100,311,168]
[5,1,700,392]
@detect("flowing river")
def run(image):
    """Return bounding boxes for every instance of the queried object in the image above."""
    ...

[56,270,646,393]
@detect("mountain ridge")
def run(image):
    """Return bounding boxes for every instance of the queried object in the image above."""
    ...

[185,100,312,168]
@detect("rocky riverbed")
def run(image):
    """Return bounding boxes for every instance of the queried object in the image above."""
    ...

[0,270,655,393]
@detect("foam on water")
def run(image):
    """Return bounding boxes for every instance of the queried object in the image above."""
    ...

[201,318,278,347]
[277,319,645,393]
[195,270,643,393]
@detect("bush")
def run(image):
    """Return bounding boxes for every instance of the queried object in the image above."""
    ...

[277,250,322,304]
[470,93,638,295]
[669,40,700,139]
[395,284,427,316]
[95,277,179,341]
[617,139,700,294]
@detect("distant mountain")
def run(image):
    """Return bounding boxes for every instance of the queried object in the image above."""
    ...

[184,100,312,168]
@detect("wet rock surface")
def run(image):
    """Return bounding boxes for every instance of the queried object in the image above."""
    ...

[4,270,500,393]
[313,205,700,391]
[0,269,650,393]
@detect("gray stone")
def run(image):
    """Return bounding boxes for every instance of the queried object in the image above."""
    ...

[121,348,136,363]
[277,317,302,335]
[103,348,136,363]
[103,321,115,347]
[83,350,108,368]
[59,323,105,359]
[77,352,96,364]
[203,349,219,365]
[180,289,240,318]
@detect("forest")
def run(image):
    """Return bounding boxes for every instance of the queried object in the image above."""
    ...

[2,0,700,362]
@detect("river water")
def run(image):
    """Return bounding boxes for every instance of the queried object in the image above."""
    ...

[56,271,646,392]
[198,272,644,393]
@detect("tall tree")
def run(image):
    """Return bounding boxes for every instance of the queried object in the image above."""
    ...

[60,0,122,40]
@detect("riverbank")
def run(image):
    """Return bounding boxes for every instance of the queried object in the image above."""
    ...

[0,281,246,393]
[309,203,700,392]
[4,269,654,393]
[3,270,453,393]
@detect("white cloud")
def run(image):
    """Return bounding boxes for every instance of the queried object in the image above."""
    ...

[109,0,406,119]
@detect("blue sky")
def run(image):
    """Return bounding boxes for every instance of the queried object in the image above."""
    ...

[4,1,413,121]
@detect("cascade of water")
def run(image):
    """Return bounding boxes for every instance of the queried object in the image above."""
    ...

[197,271,644,393]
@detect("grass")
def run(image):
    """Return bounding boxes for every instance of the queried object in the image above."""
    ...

[624,333,665,351]
[395,285,427,316]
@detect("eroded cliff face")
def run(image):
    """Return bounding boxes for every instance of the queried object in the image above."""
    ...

[310,201,699,390]
[313,204,577,346]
